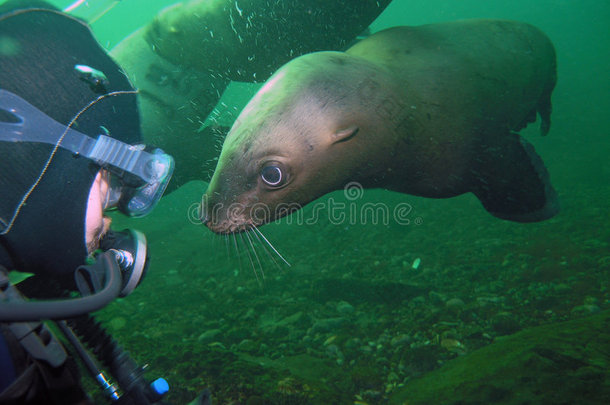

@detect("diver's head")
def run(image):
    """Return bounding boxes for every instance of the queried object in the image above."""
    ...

[0,7,172,285]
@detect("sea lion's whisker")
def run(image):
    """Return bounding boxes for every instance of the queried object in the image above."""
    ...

[232,232,243,274]
[244,230,265,281]
[224,233,231,258]
[252,226,291,267]
[239,232,260,285]
[249,225,281,272]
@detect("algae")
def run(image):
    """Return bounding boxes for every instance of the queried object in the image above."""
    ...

[390,311,610,405]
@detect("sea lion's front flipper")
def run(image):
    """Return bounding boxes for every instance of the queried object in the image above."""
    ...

[471,133,559,222]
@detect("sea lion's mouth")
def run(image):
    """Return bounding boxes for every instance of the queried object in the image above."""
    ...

[205,217,259,235]
[202,199,270,234]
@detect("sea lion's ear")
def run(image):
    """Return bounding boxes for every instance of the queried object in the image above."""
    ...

[331,125,359,144]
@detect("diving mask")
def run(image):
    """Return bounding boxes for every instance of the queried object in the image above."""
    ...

[0,88,174,220]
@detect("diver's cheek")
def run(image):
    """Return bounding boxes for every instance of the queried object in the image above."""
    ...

[102,216,112,237]
[85,171,105,253]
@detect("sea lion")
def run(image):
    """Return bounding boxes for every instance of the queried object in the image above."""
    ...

[145,0,393,81]
[110,0,392,190]
[202,19,559,233]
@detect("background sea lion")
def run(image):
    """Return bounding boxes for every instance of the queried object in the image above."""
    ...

[202,19,559,233]
[110,0,392,190]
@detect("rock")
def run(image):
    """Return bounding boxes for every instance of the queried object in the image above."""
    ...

[390,334,411,347]
[491,312,522,336]
[390,310,610,405]
[440,338,466,355]
[197,328,222,343]
[360,345,373,354]
[108,317,127,331]
[476,295,505,307]
[412,296,426,305]
[276,311,306,327]
[428,291,446,305]
[571,304,601,316]
[553,283,571,294]
[325,344,345,364]
[237,339,260,353]
[310,317,346,334]
[241,308,256,320]
[400,345,442,376]
[363,389,383,402]
[583,296,598,306]
[238,353,353,403]
[311,278,424,304]
[336,300,355,315]
[262,324,291,340]
[446,298,466,313]
[344,337,362,351]
[227,327,251,343]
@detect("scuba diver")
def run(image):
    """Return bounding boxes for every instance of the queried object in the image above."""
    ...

[0,2,209,403]
[0,0,392,402]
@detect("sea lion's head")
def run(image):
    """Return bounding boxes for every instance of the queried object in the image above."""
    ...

[202,52,387,234]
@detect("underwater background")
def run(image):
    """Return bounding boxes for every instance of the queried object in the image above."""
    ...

[32,0,610,403]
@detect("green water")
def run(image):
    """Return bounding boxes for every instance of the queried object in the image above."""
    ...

[11,0,610,403]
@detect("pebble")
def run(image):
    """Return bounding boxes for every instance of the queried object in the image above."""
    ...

[571,304,601,316]
[491,312,521,335]
[476,295,505,306]
[311,317,346,334]
[198,328,222,343]
[236,339,259,353]
[108,317,126,331]
[325,344,345,364]
[429,291,446,305]
[440,338,466,354]
[390,334,411,347]
[446,298,466,313]
[336,300,355,315]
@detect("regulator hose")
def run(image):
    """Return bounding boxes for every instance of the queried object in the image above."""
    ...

[67,314,165,404]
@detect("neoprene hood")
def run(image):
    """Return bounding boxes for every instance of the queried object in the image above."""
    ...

[0,3,141,279]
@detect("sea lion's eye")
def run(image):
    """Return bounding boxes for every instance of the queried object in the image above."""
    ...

[261,164,284,187]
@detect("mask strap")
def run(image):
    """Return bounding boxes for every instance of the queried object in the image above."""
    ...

[0,89,138,234]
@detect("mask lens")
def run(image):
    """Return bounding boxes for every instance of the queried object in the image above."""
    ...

[100,148,174,217]
[101,170,122,211]
[120,149,174,217]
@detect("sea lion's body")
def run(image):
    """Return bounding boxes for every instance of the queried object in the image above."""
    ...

[203,20,559,233]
